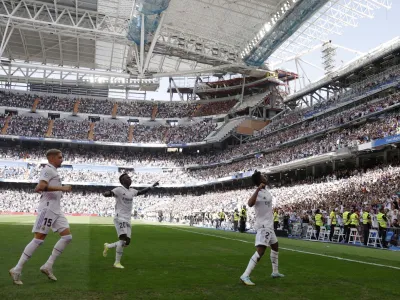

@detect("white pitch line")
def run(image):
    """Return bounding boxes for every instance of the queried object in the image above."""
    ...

[172,228,400,271]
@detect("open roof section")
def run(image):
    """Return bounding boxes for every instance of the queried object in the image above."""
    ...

[0,0,393,88]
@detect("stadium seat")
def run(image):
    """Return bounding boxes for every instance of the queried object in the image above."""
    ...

[348,228,362,245]
[332,227,344,243]
[367,229,382,248]
[305,225,316,240]
[318,227,327,242]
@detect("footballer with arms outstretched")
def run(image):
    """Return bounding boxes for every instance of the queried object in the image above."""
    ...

[102,173,159,269]
[240,171,284,286]
[9,149,73,285]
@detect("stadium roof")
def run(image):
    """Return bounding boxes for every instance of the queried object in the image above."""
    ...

[0,0,393,88]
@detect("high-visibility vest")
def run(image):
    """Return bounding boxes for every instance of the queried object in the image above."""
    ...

[330,211,337,225]
[377,213,387,228]
[350,213,359,226]
[343,211,351,225]
[240,209,247,218]
[274,212,279,222]
[234,212,240,221]
[219,212,225,219]
[362,212,370,225]
[315,214,323,226]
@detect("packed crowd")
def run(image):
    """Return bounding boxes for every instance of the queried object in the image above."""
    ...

[93,121,130,143]
[0,92,237,118]
[267,65,400,133]
[1,115,217,144]
[52,118,90,140]
[194,100,237,116]
[0,166,202,186]
[7,116,49,137]
[1,104,400,181]
[156,102,197,119]
[1,164,399,234]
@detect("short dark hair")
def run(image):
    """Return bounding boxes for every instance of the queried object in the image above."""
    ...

[119,173,129,184]
[252,171,262,186]
[46,149,62,158]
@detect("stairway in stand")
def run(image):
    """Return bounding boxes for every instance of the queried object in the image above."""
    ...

[45,119,55,137]
[1,115,12,134]
[88,122,95,140]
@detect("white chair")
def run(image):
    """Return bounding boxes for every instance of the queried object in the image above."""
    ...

[348,228,362,244]
[318,227,327,242]
[367,229,383,248]
[324,229,331,241]
[305,225,316,240]
[332,227,344,243]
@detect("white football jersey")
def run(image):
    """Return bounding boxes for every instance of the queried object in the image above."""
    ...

[112,186,138,222]
[37,164,63,214]
[254,188,274,230]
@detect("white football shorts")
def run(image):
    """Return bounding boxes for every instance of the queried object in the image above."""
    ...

[255,227,278,247]
[114,218,132,238]
[32,208,69,234]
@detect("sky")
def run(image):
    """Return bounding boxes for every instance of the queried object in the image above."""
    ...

[280,2,400,92]
[146,1,400,100]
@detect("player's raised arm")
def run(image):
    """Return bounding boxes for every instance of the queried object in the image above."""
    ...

[248,183,265,207]
[137,181,159,196]
[103,191,115,197]
[34,180,71,193]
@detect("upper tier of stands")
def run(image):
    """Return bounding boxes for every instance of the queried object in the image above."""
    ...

[0,92,238,119]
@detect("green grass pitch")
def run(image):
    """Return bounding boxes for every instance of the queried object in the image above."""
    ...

[0,216,400,300]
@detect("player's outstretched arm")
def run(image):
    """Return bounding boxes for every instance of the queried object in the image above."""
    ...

[34,180,72,193]
[137,182,159,196]
[103,191,115,197]
[248,183,265,207]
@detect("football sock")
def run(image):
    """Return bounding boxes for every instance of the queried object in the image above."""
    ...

[45,235,72,268]
[14,238,44,272]
[115,240,124,263]
[242,251,260,277]
[270,250,279,273]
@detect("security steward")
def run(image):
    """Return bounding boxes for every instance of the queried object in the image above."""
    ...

[218,210,226,228]
[329,208,337,241]
[343,209,352,243]
[314,209,324,240]
[377,208,388,248]
[233,209,240,232]
[273,209,279,230]
[362,207,372,246]
[239,205,247,233]
[349,209,359,241]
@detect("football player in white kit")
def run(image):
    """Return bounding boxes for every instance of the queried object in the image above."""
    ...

[9,149,72,285]
[102,173,159,269]
[240,171,284,286]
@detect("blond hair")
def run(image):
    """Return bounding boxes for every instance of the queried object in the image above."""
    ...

[46,149,62,158]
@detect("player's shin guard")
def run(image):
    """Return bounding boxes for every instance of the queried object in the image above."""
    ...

[270,250,279,274]
[115,240,125,263]
[15,238,44,272]
[242,251,260,277]
[45,235,72,268]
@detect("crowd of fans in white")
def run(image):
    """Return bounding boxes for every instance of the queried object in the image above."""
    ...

[0,103,399,185]
[1,164,399,233]
[1,104,400,183]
